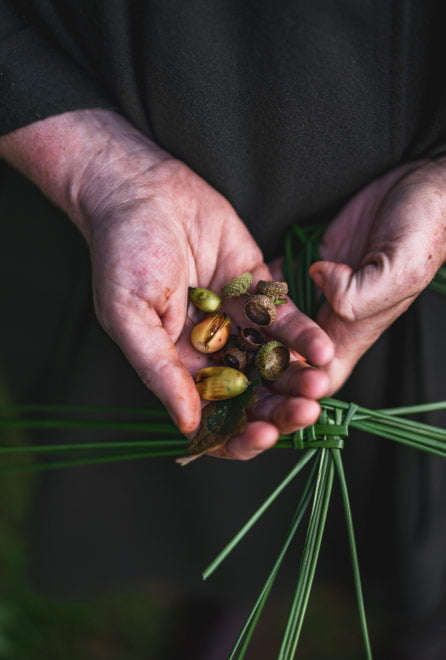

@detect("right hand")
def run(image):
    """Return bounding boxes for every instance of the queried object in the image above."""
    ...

[1,110,334,458]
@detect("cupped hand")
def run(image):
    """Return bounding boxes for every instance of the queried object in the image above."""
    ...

[74,124,334,458]
[309,158,446,394]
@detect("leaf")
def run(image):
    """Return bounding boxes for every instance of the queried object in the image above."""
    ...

[176,381,258,465]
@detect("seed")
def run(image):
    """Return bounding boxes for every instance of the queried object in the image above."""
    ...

[255,280,289,302]
[190,313,231,353]
[223,346,248,371]
[255,340,290,380]
[244,294,277,326]
[195,366,249,400]
[188,287,221,312]
[236,327,266,352]
[221,272,253,298]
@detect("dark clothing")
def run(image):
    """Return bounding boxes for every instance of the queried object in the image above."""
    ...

[1,2,446,658]
[2,1,446,258]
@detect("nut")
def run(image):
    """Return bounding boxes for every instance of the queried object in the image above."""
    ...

[190,313,231,353]
[244,294,277,326]
[221,272,253,298]
[195,366,249,400]
[255,280,288,302]
[188,287,221,312]
[255,340,290,380]
[236,327,266,352]
[222,346,248,371]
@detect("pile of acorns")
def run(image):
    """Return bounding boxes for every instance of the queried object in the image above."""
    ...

[189,273,290,401]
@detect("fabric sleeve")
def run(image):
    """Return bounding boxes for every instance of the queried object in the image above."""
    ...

[0,0,117,136]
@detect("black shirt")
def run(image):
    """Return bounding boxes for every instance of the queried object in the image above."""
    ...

[2,0,446,257]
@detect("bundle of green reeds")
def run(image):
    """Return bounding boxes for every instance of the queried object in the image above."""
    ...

[1,225,445,658]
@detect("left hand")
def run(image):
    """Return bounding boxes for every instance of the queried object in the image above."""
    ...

[309,157,446,394]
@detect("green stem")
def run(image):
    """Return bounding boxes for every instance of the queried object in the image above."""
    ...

[332,449,372,660]
[229,461,318,660]
[202,449,317,580]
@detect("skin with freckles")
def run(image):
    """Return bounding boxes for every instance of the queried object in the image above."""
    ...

[1,110,445,461]
[310,158,446,396]
[0,110,334,460]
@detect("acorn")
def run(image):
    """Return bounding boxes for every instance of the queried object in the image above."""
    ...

[256,280,289,302]
[195,366,249,400]
[236,327,266,352]
[222,346,248,371]
[244,294,277,327]
[188,287,221,312]
[221,272,253,298]
[255,340,290,381]
[190,313,231,353]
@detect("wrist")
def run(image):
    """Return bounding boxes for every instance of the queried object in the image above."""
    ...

[0,109,170,238]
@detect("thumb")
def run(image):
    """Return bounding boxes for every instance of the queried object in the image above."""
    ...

[309,257,407,322]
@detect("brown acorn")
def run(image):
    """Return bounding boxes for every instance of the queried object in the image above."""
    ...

[190,313,231,353]
[195,366,249,400]
[222,346,248,371]
[244,294,277,327]
[255,340,290,381]
[256,280,289,302]
[236,327,266,352]
[221,272,253,298]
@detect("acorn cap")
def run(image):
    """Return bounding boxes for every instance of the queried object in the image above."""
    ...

[236,327,266,352]
[255,340,290,381]
[221,272,253,298]
[255,280,289,302]
[244,294,277,327]
[222,346,248,371]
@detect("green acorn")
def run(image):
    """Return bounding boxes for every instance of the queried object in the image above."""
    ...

[255,340,290,381]
[221,272,253,298]
[188,287,221,312]
[195,366,249,400]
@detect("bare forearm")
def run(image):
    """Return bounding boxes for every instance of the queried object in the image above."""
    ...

[0,109,168,237]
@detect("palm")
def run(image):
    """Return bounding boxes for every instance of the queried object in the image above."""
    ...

[310,158,446,393]
[86,158,333,453]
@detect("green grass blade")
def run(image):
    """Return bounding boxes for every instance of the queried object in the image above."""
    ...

[0,449,182,474]
[0,418,177,434]
[202,449,317,580]
[229,461,318,659]
[0,403,170,418]
[278,449,335,660]
[332,449,372,660]
[0,438,187,455]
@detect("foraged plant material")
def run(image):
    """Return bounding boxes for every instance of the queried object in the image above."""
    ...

[244,294,277,326]
[236,327,266,352]
[188,286,222,312]
[255,340,290,380]
[256,279,289,302]
[176,381,258,465]
[190,313,231,353]
[221,272,253,298]
[222,346,248,371]
[195,366,249,401]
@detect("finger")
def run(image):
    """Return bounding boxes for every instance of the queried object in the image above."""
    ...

[271,359,331,400]
[107,307,202,434]
[209,421,279,460]
[310,258,420,323]
[271,304,334,366]
[248,391,322,435]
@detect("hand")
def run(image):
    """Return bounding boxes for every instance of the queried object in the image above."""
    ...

[78,153,336,458]
[2,108,333,459]
[309,158,446,394]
